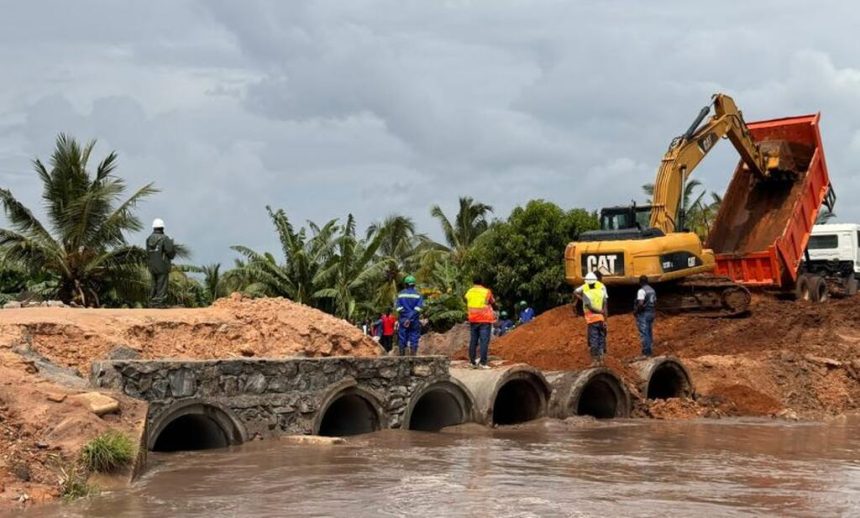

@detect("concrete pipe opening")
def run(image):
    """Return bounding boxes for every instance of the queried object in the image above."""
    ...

[646,360,693,400]
[576,373,627,419]
[148,402,245,452]
[318,390,382,437]
[406,382,474,432]
[493,378,545,425]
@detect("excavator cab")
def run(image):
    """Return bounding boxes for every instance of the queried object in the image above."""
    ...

[599,205,652,231]
[578,205,665,243]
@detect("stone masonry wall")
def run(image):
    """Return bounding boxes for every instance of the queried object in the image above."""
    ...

[91,357,450,440]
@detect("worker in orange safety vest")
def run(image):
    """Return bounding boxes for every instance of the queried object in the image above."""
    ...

[573,271,608,366]
[464,276,495,369]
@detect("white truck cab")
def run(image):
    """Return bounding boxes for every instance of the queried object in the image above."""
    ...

[804,224,860,297]
[808,224,860,275]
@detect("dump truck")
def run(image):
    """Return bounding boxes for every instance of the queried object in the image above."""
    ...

[565,93,804,315]
[707,113,835,302]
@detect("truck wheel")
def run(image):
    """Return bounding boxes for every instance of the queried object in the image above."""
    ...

[795,275,811,301]
[810,276,829,303]
[846,276,858,296]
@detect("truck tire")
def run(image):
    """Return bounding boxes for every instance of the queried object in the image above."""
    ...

[846,276,858,296]
[810,276,829,303]
[795,275,812,301]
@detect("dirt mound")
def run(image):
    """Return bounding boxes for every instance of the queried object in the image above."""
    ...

[641,398,722,420]
[0,294,379,374]
[421,323,470,356]
[472,297,860,419]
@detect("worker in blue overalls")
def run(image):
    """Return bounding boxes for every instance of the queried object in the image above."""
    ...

[395,275,424,356]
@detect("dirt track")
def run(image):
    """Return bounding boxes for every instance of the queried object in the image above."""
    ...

[470,296,860,419]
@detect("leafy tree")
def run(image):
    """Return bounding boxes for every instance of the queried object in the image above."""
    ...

[315,214,386,320]
[467,200,598,312]
[366,214,421,308]
[430,196,493,263]
[183,263,228,304]
[0,134,157,306]
[420,255,468,331]
[231,207,337,304]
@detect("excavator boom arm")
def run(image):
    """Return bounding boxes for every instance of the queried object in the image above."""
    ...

[649,94,774,234]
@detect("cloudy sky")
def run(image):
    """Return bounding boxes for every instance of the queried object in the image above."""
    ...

[1,1,859,265]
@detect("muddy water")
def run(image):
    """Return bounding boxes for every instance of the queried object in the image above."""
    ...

[28,417,860,517]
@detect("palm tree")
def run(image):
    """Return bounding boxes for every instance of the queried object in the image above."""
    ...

[430,197,493,263]
[231,207,337,304]
[366,214,424,308]
[642,180,706,229]
[315,214,386,320]
[183,263,227,304]
[0,134,157,306]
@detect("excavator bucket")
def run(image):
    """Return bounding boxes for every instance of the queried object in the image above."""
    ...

[757,140,803,180]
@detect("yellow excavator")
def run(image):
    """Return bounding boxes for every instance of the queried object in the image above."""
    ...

[564,93,793,314]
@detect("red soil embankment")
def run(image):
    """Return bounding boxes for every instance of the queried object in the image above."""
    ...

[466,296,860,419]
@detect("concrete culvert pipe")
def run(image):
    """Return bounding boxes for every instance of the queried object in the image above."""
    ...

[631,356,694,400]
[545,368,631,419]
[450,365,551,426]
[148,401,246,452]
[316,387,383,437]
[404,380,475,432]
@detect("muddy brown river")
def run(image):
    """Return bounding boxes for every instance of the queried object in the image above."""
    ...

[23,417,860,517]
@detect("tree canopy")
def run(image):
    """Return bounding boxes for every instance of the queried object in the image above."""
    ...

[466,200,598,312]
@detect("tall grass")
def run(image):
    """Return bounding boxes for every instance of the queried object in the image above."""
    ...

[80,430,136,473]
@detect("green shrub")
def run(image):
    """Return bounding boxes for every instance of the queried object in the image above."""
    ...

[80,431,136,473]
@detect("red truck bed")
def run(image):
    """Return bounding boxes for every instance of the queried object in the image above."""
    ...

[706,114,831,289]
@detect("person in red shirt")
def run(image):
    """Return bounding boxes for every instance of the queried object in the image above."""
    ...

[375,309,397,353]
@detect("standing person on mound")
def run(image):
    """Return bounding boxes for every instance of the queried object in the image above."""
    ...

[633,275,657,360]
[465,276,495,369]
[573,271,608,367]
[146,218,176,308]
[395,275,424,356]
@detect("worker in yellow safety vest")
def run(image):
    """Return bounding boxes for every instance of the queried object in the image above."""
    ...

[573,271,608,366]
[464,276,496,369]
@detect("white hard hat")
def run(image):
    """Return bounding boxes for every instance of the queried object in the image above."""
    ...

[584,271,598,283]
[152,218,165,229]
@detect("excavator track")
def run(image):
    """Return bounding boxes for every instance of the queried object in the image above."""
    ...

[659,274,751,317]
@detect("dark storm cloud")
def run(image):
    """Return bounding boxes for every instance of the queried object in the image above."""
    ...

[1,1,859,265]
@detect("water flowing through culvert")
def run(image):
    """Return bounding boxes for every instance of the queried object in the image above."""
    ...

[40,417,860,517]
[492,379,543,425]
[152,414,229,452]
[317,393,381,437]
[406,381,474,432]
[576,375,622,419]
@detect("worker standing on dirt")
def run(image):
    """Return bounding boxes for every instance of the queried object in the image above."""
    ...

[395,275,424,356]
[375,309,397,354]
[634,275,657,359]
[518,301,535,324]
[465,276,495,369]
[146,218,176,308]
[573,271,608,366]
